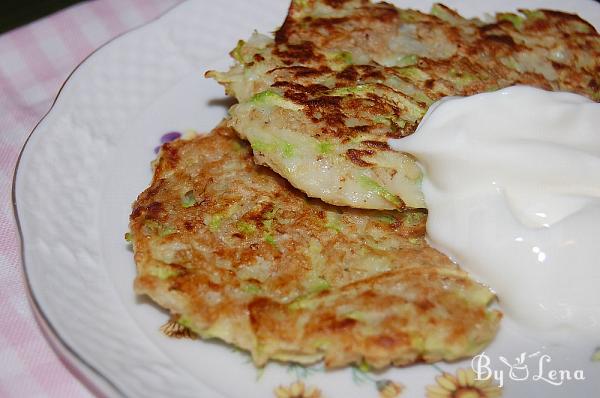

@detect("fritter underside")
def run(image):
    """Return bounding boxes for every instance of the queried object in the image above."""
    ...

[130,124,501,369]
[208,0,600,210]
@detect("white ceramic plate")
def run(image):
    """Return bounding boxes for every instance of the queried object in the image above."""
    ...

[14,1,600,397]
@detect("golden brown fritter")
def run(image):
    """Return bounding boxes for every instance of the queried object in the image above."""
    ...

[208,0,600,210]
[130,123,501,369]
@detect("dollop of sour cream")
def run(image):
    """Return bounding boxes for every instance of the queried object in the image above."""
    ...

[389,86,600,342]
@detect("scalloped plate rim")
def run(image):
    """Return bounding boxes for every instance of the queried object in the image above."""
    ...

[12,0,600,397]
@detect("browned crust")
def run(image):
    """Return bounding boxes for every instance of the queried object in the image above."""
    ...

[130,124,501,368]
[254,1,600,144]
[346,148,375,166]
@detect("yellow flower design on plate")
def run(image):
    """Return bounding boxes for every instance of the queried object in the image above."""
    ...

[426,368,502,398]
[274,381,322,398]
[376,379,405,398]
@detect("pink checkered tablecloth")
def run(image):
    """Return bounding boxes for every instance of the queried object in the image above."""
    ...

[0,1,182,396]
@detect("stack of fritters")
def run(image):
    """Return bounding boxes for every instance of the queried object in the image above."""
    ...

[132,124,500,368]
[130,0,599,369]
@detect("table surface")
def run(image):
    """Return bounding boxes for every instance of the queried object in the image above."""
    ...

[1,0,85,34]
[3,1,600,397]
[0,1,181,396]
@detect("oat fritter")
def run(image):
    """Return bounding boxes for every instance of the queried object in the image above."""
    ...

[208,0,600,210]
[130,123,501,369]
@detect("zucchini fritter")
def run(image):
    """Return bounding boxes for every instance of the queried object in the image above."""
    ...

[208,0,600,210]
[130,123,501,369]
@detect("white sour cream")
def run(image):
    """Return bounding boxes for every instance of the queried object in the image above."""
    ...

[389,86,600,342]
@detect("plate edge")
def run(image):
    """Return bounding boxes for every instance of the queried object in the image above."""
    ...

[11,1,191,396]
